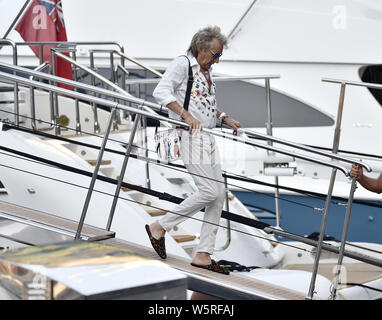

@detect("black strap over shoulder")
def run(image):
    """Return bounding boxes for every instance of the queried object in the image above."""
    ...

[181,55,194,111]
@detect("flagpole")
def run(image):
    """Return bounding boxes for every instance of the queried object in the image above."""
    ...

[2,0,34,39]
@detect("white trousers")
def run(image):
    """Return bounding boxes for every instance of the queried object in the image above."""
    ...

[158,131,225,255]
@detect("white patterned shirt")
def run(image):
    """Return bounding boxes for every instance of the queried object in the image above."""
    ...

[153,53,217,129]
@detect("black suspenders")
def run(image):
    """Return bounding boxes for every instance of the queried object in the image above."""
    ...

[182,55,194,111]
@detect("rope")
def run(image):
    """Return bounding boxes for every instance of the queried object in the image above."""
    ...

[217,259,260,272]
[339,283,382,293]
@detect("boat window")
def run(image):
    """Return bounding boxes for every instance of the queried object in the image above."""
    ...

[360,65,382,107]
[214,80,334,128]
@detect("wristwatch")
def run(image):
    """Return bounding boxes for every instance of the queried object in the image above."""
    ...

[219,112,228,123]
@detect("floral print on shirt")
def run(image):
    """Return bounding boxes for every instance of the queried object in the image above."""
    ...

[190,71,217,124]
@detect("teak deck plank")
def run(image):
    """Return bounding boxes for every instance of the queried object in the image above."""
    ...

[0,200,114,241]
[100,237,310,300]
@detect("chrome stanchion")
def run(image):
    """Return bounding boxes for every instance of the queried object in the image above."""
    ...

[306,167,337,299]
[330,177,357,300]
[264,78,282,229]
[306,82,347,299]
[106,109,142,231]
[75,108,116,240]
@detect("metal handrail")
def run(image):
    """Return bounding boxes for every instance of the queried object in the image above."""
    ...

[0,39,19,125]
[322,78,382,90]
[0,39,17,62]
[29,62,53,130]
[211,75,280,81]
[16,42,126,132]
[125,75,280,85]
[51,49,169,127]
[15,41,125,66]
[15,41,124,51]
[0,61,159,110]
[71,48,82,133]
[244,129,371,172]
[52,47,97,134]
[116,63,130,77]
[29,61,51,80]
[88,49,159,76]
[112,50,163,78]
[212,130,351,175]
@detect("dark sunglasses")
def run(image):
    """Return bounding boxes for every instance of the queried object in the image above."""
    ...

[209,49,222,59]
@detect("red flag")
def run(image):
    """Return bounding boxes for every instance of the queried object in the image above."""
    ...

[15,0,73,90]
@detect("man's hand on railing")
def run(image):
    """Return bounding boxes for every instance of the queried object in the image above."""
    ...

[350,164,363,181]
[184,114,202,134]
[350,163,382,194]
[223,117,243,135]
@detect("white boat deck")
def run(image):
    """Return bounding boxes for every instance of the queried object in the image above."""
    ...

[283,263,382,287]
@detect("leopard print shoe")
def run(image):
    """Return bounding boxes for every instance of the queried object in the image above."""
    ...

[145,224,167,259]
[191,259,230,275]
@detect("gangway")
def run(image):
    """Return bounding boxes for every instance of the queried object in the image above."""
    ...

[0,199,307,300]
[0,200,114,245]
